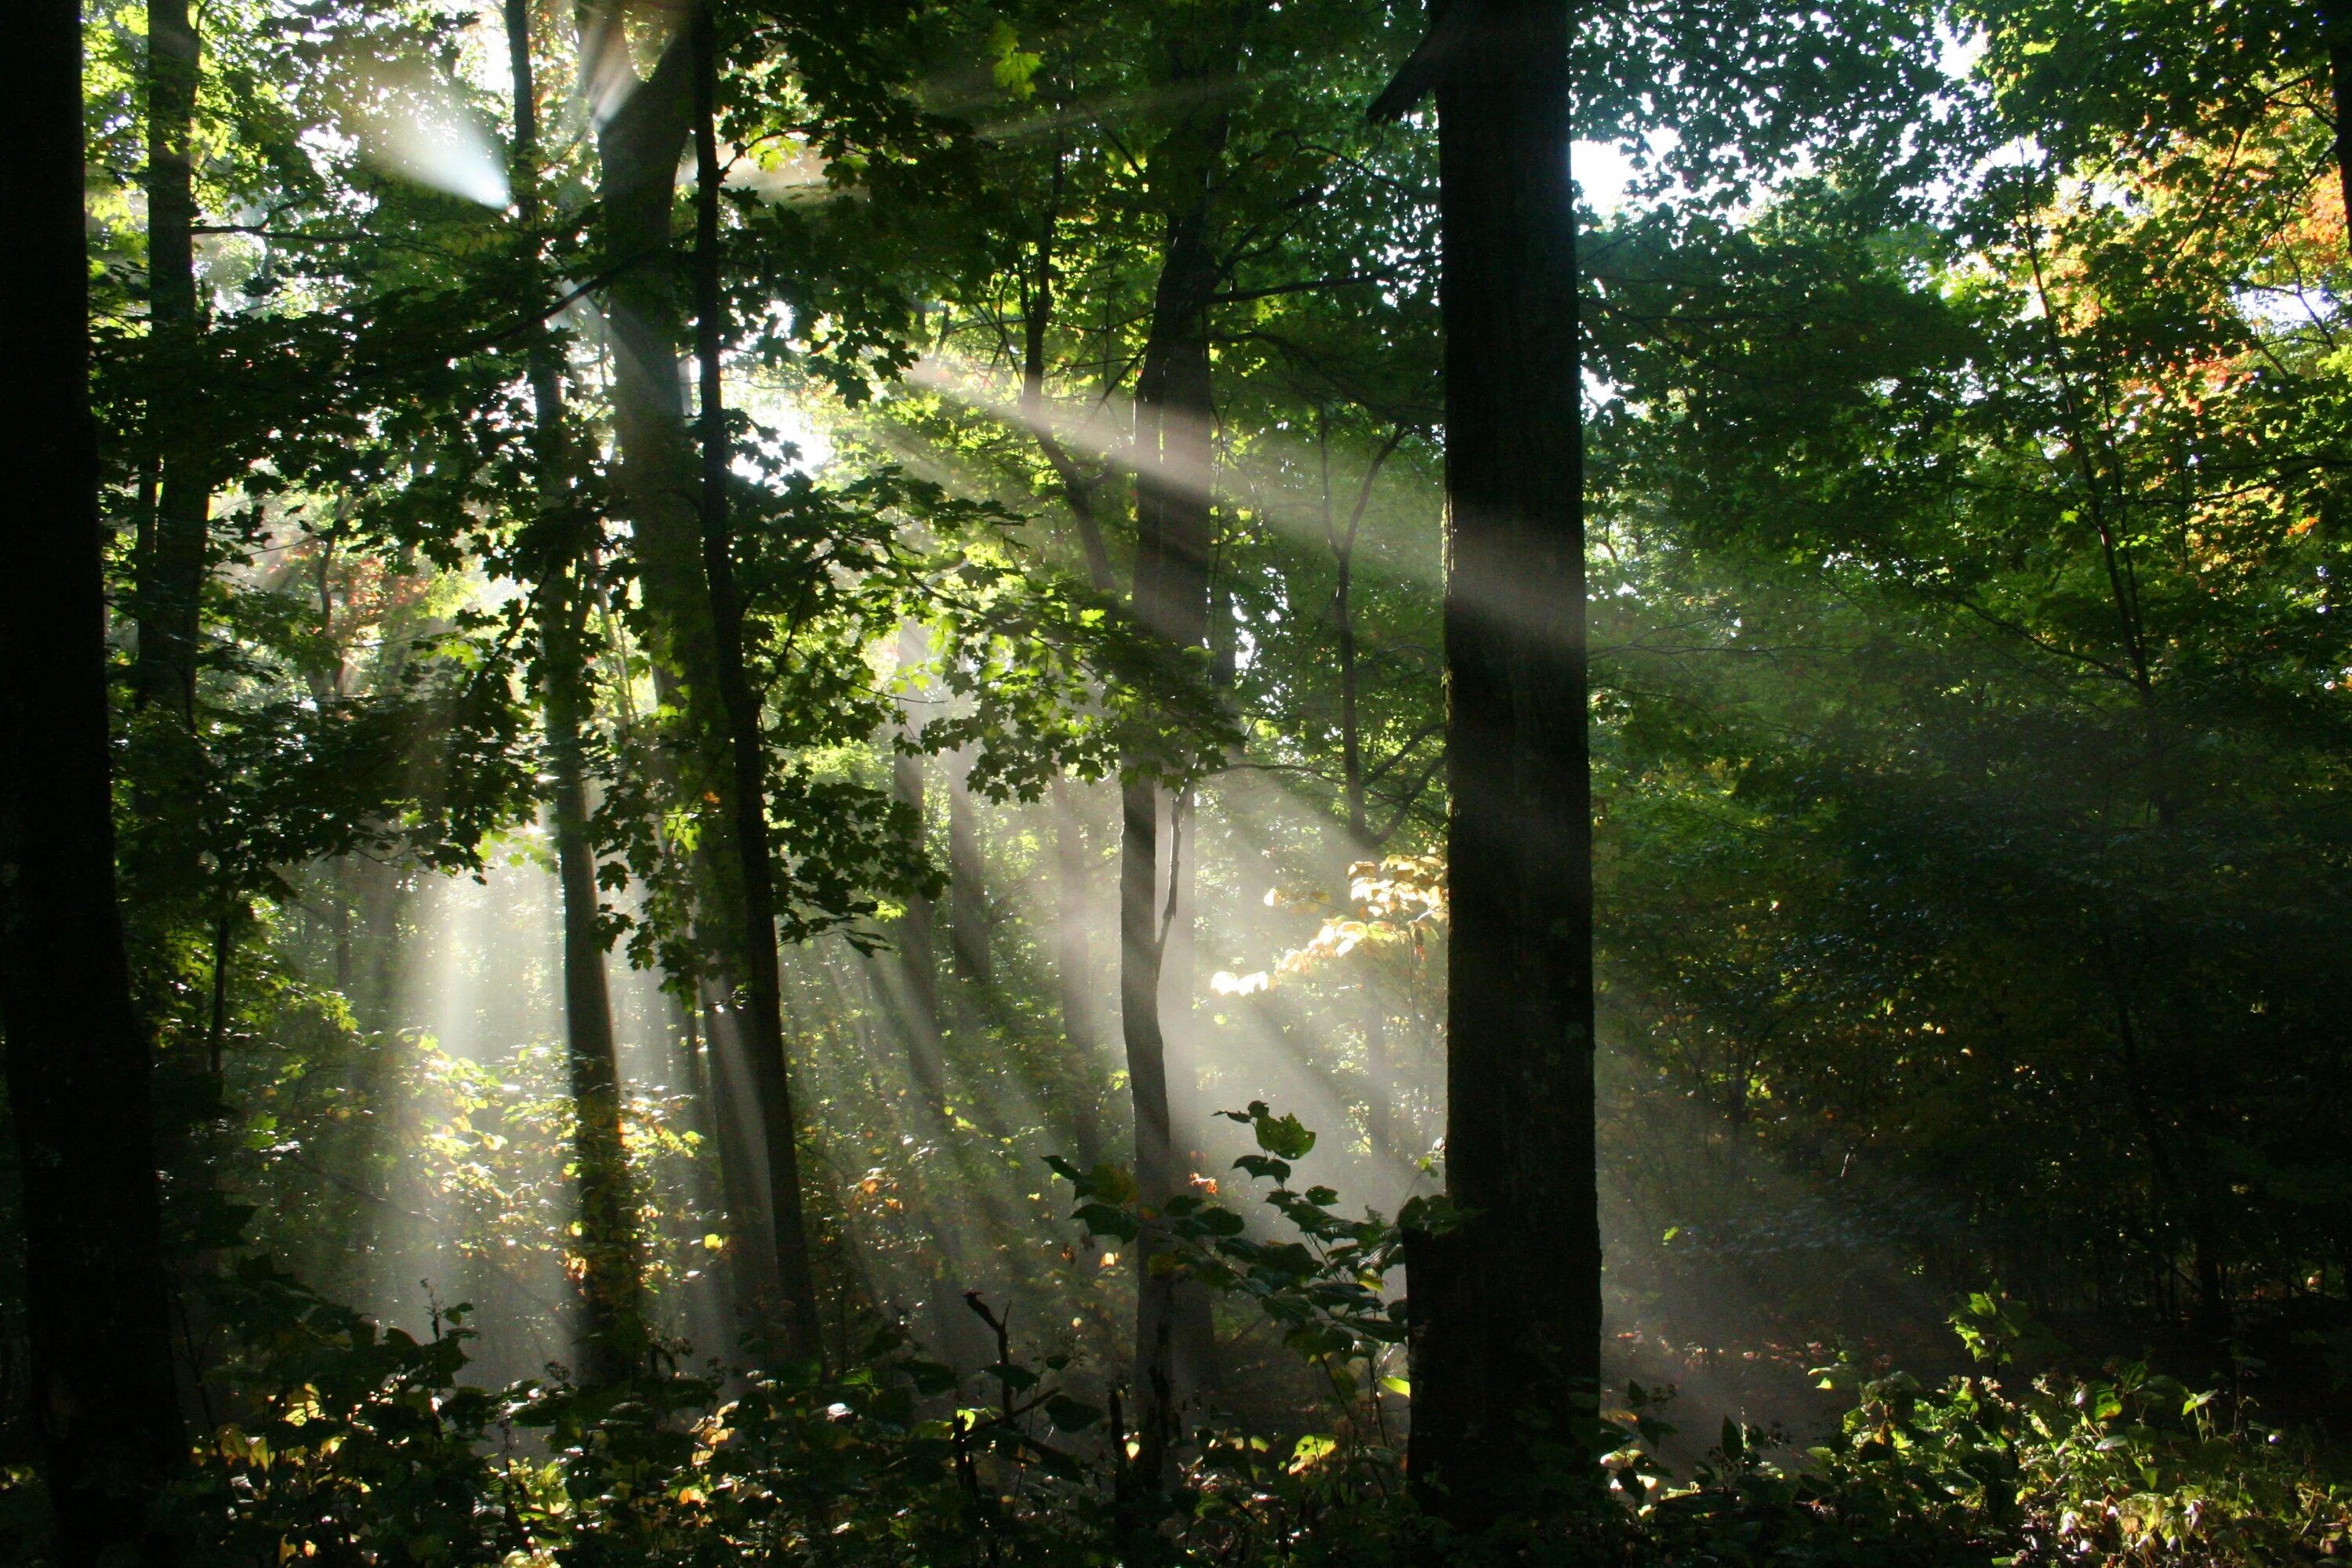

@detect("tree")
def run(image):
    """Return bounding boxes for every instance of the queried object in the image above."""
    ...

[1581,78,2352,1350]
[947,751,992,990]
[888,622,946,1118]
[577,0,808,1342]
[1118,0,1261,1485]
[688,0,825,1362]
[133,0,208,722]
[1966,0,2352,230]
[1374,0,1597,1518]
[504,0,644,1386]
[0,3,187,1559]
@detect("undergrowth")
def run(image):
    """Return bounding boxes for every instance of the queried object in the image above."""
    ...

[3,1112,2346,1566]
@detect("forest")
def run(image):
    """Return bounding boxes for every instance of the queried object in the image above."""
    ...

[5,0,2352,1562]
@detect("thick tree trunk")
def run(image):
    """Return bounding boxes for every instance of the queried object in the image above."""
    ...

[582,8,789,1327]
[584,9,731,900]
[1381,0,1597,1519]
[1122,4,1250,1487]
[587,17,727,786]
[136,0,208,720]
[508,0,644,1386]
[0,9,188,1559]
[691,0,824,1363]
[697,990,775,1327]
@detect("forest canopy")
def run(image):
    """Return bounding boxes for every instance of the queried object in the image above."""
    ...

[3,0,2352,1563]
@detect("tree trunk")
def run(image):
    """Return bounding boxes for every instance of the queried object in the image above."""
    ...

[136,0,208,721]
[2108,964,2232,1347]
[586,14,725,762]
[1054,777,1105,1167]
[947,753,992,991]
[1116,772,1180,1478]
[891,625,946,1116]
[667,993,732,1355]
[546,504,644,1385]
[1327,416,1406,1163]
[697,990,773,1331]
[1380,0,1597,1519]
[0,9,187,1559]
[2326,0,2352,231]
[1157,784,1221,1392]
[1122,3,1250,1488]
[580,6,789,1326]
[508,0,644,1387]
[1019,162,1113,1171]
[1017,140,1118,590]
[691,0,824,1363]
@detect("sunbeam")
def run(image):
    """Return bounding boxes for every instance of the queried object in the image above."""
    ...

[342,51,511,209]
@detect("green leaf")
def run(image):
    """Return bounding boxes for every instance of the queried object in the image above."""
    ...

[986,18,1042,96]
[1233,1154,1292,1183]
[1252,1108,1317,1160]
[1043,1395,1104,1432]
[1287,1434,1338,1472]
[902,1359,958,1397]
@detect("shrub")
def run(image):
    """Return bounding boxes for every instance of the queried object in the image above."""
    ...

[5,1119,2346,1566]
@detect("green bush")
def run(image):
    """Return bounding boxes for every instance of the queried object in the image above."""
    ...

[5,1120,2347,1566]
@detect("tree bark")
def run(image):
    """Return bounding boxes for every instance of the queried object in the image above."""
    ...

[135,0,208,720]
[665,991,731,1351]
[1116,773,1179,1478]
[587,13,726,765]
[508,0,644,1387]
[691,0,824,1363]
[1052,777,1105,1167]
[1018,162,1114,1171]
[1327,416,1407,1162]
[1122,0,1251,1489]
[1018,139,1117,593]
[947,753,992,990]
[1378,0,1597,1519]
[0,8,187,1559]
[580,5,790,1326]
[890,625,946,1116]
[696,989,775,1329]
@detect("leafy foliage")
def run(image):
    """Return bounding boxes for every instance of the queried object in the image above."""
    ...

[15,0,2352,1560]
